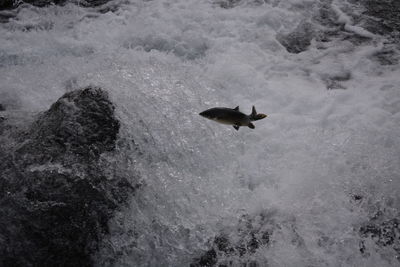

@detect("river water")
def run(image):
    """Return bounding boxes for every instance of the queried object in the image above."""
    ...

[1,0,399,266]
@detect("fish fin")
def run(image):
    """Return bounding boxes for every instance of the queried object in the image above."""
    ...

[248,123,255,129]
[233,125,240,131]
[251,106,257,117]
[233,106,239,111]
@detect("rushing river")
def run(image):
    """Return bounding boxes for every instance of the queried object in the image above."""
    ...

[0,0,399,266]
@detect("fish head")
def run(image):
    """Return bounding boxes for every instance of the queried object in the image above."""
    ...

[199,109,215,119]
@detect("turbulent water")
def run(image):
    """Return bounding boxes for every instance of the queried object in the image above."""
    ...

[1,0,400,266]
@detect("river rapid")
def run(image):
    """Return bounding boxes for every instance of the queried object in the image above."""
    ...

[0,0,399,266]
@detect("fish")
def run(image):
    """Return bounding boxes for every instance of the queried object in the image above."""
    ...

[199,106,267,130]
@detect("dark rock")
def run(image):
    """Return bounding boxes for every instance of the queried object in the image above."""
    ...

[357,0,400,66]
[191,248,218,267]
[0,0,119,23]
[0,103,4,111]
[73,0,110,7]
[23,87,120,163]
[0,113,5,136]
[370,48,399,65]
[360,219,399,247]
[22,0,66,7]
[0,0,113,12]
[361,0,400,41]
[0,86,137,267]
[214,0,267,9]
[359,212,400,260]
[0,0,62,9]
[313,3,341,28]
[0,10,15,23]
[215,0,241,8]
[310,1,400,57]
[352,194,363,201]
[277,22,314,54]
[0,117,4,136]
[0,0,15,10]
[191,210,293,267]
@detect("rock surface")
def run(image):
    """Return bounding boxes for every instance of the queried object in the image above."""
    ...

[275,0,400,55]
[361,0,400,42]
[276,22,314,54]
[0,86,136,267]
[359,212,400,259]
[0,0,111,11]
[191,210,305,267]
[215,0,267,9]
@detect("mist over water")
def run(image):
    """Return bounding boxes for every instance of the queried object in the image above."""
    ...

[1,0,400,266]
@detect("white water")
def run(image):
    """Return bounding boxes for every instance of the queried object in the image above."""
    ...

[1,0,400,266]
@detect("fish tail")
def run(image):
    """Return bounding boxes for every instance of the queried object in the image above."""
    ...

[250,106,267,121]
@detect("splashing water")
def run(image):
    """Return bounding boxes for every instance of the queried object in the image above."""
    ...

[1,0,399,266]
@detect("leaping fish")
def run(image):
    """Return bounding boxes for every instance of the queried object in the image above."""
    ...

[199,106,267,130]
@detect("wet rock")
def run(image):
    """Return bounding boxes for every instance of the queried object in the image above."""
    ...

[361,0,400,42]
[351,194,363,201]
[0,117,4,135]
[370,48,399,65]
[313,2,341,28]
[0,86,137,267]
[215,0,241,8]
[79,0,111,7]
[0,0,15,10]
[191,248,218,267]
[191,213,270,266]
[191,210,303,267]
[359,212,400,260]
[0,109,5,135]
[0,0,112,11]
[0,9,15,23]
[22,0,66,7]
[0,0,115,23]
[0,0,63,9]
[24,87,120,162]
[360,219,399,247]
[215,0,267,9]
[276,22,314,54]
